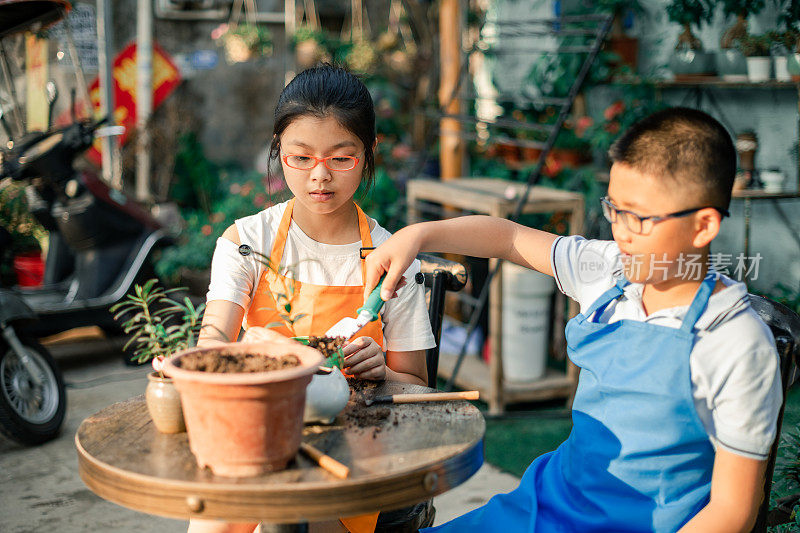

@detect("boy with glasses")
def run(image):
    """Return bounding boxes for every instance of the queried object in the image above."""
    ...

[364,107,781,532]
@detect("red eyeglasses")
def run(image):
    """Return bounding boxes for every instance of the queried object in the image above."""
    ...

[281,153,362,172]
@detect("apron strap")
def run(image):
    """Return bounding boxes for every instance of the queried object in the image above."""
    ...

[584,277,628,322]
[269,198,295,269]
[679,271,718,333]
[355,203,373,282]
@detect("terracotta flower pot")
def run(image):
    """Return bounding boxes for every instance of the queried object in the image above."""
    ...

[165,341,323,477]
[145,372,186,434]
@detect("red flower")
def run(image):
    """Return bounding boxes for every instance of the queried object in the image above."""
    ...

[201,225,213,236]
[543,154,563,177]
[604,101,625,121]
[240,182,254,196]
[253,193,266,207]
[604,122,620,134]
[575,116,594,138]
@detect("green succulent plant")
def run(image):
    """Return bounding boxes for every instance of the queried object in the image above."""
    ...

[110,279,206,375]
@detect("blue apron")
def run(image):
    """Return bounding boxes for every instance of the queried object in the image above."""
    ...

[426,273,718,533]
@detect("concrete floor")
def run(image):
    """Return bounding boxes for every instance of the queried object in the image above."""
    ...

[0,334,520,533]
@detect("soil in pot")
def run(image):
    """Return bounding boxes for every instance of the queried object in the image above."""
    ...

[176,351,300,373]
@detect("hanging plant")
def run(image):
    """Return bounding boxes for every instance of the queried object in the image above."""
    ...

[345,40,377,74]
[212,23,273,64]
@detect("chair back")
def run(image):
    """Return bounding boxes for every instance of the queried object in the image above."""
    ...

[416,253,468,388]
[748,294,800,532]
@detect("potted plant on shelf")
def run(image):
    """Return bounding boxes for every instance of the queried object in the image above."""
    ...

[768,29,799,81]
[717,0,765,80]
[110,279,206,434]
[775,1,800,80]
[666,0,716,79]
[735,32,772,82]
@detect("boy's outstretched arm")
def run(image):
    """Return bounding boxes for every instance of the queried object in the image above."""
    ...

[677,448,767,532]
[364,216,558,300]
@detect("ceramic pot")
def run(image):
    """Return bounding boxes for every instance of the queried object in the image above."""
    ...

[760,169,785,193]
[716,49,748,81]
[788,54,800,81]
[165,341,322,477]
[774,56,791,82]
[746,57,771,82]
[670,49,716,80]
[304,367,350,424]
[145,372,185,434]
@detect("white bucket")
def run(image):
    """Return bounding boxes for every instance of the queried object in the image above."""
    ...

[501,263,554,382]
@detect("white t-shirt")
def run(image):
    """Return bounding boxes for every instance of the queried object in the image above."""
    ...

[206,201,436,353]
[551,235,782,460]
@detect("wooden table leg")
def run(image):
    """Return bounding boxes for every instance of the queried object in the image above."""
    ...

[488,256,504,415]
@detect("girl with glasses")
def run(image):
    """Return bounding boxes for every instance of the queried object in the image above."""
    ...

[191,65,435,533]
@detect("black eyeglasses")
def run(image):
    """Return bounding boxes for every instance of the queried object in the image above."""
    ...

[600,196,730,235]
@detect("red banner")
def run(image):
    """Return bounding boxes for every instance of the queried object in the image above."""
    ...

[59,41,182,166]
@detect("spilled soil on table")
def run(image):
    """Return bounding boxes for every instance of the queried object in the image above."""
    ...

[344,378,393,438]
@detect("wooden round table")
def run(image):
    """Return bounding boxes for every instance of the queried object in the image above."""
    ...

[76,381,485,527]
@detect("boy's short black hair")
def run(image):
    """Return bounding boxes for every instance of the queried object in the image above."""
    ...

[608,107,736,210]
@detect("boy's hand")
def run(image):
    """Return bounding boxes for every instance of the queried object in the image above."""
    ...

[364,226,423,301]
[342,337,385,380]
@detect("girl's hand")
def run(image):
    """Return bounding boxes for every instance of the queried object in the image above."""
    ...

[342,337,386,381]
[241,326,294,345]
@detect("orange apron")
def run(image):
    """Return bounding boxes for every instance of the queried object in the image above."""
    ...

[245,198,382,533]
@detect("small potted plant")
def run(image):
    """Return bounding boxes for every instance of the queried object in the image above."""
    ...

[666,0,716,79]
[0,181,46,287]
[768,29,799,81]
[736,32,772,82]
[717,0,765,80]
[110,279,206,434]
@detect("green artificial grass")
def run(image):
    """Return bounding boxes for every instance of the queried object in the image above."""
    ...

[479,385,800,480]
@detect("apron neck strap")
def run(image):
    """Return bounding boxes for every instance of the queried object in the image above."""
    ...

[269,199,374,276]
[269,198,295,269]
[679,271,718,333]
[584,277,629,320]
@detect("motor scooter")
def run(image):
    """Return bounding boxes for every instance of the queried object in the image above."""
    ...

[0,0,173,444]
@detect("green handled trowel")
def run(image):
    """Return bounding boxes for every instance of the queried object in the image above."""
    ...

[325,276,386,340]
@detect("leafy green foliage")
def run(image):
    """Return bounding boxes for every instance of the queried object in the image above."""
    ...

[720,0,766,17]
[666,0,714,26]
[170,133,218,215]
[778,0,800,33]
[0,181,45,254]
[357,167,403,232]
[109,279,206,374]
[735,32,772,56]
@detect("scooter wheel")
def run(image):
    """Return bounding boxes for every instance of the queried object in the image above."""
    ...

[0,339,66,445]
